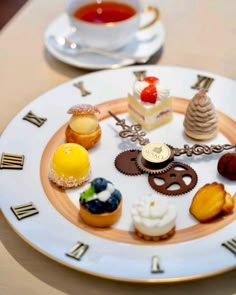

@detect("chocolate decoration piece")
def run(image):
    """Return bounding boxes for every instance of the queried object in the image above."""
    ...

[133,70,147,81]
[73,81,91,96]
[148,162,198,196]
[174,144,236,157]
[23,111,47,127]
[222,237,236,256]
[136,143,175,174]
[11,202,39,220]
[0,153,24,169]
[136,152,174,174]
[141,143,175,164]
[109,112,236,158]
[108,111,149,146]
[115,150,143,176]
[66,241,89,260]
[151,256,164,274]
[191,75,214,92]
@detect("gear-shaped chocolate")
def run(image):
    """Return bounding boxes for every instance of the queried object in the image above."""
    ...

[114,150,144,176]
[136,152,174,174]
[148,162,198,196]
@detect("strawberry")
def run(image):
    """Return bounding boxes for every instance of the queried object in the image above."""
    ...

[144,76,159,85]
[141,85,158,104]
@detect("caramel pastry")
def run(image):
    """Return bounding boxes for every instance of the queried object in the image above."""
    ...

[189,182,234,222]
[66,104,101,149]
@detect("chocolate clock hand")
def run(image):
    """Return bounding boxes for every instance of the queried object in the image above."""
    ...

[109,111,236,161]
[173,144,236,157]
[108,111,149,146]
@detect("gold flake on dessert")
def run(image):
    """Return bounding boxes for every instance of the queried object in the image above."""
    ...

[183,89,218,140]
[128,76,173,130]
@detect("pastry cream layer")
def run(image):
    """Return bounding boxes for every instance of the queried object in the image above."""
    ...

[128,95,173,130]
[69,114,99,134]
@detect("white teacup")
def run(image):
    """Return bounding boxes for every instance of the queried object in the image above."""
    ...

[66,0,160,50]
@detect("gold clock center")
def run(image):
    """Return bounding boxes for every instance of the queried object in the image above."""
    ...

[141,143,171,164]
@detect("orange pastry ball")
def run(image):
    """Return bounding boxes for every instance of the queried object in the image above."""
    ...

[65,104,101,149]
[48,143,90,189]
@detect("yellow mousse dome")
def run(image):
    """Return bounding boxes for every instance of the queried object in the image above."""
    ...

[49,143,90,188]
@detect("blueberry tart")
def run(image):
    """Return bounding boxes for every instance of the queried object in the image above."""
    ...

[79,177,122,227]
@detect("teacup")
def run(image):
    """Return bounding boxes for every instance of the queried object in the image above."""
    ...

[66,0,160,50]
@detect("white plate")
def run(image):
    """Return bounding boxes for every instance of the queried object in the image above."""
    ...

[0,65,235,282]
[44,14,165,70]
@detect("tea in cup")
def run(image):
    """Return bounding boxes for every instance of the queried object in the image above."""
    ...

[66,0,160,50]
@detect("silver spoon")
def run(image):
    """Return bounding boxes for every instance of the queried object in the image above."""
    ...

[48,35,150,64]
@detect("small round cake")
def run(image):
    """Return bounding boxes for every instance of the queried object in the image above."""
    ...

[48,143,90,189]
[131,193,177,241]
[79,177,122,227]
[65,104,101,150]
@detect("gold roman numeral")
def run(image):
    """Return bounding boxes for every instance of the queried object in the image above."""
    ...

[0,153,24,169]
[73,81,91,96]
[191,75,214,92]
[66,241,89,260]
[133,70,147,81]
[222,237,236,256]
[151,256,164,273]
[23,111,47,127]
[11,202,39,220]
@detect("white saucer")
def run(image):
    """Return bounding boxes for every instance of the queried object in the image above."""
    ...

[44,13,165,70]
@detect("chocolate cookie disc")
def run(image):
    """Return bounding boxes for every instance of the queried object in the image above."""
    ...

[115,150,143,176]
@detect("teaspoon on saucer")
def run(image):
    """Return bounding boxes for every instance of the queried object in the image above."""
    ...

[48,35,150,64]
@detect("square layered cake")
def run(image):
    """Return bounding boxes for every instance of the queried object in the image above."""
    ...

[128,76,173,130]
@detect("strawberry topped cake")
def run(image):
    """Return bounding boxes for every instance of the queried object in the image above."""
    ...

[128,76,173,130]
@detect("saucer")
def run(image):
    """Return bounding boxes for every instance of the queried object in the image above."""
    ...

[44,13,165,70]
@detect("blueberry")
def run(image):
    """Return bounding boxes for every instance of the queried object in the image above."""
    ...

[86,199,105,214]
[91,177,108,193]
[111,189,122,201]
[105,196,119,212]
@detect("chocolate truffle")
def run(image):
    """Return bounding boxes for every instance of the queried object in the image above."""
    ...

[217,153,236,180]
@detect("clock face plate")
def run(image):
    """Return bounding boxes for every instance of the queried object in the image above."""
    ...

[0,65,235,282]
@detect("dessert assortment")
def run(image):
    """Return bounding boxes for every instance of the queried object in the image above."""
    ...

[47,74,235,242]
[79,177,122,227]
[65,104,101,149]
[128,76,173,130]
